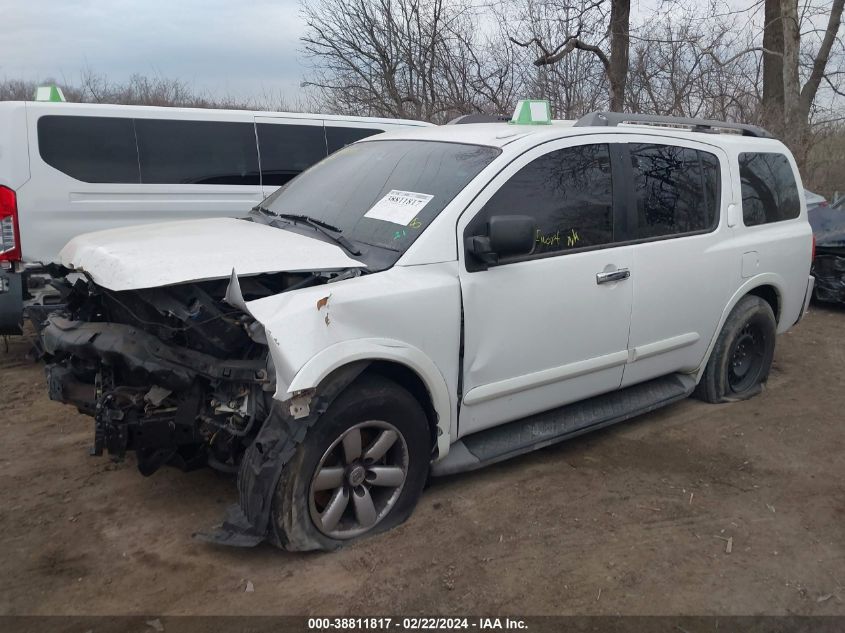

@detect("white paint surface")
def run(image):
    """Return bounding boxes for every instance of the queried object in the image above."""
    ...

[60,218,364,291]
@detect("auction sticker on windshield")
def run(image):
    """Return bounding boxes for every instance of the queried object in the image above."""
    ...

[364,190,434,225]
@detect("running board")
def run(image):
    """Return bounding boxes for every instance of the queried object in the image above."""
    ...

[431,373,696,477]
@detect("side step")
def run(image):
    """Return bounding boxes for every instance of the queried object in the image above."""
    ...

[430,373,696,477]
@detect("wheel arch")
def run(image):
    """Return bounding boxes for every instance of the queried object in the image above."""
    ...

[694,274,786,382]
[283,339,452,460]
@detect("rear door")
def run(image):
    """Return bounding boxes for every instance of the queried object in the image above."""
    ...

[457,138,634,437]
[619,137,734,386]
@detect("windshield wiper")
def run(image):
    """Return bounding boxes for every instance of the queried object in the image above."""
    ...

[271,212,362,257]
[250,204,275,216]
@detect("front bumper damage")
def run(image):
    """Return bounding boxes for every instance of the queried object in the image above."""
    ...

[43,315,271,475]
[40,267,365,547]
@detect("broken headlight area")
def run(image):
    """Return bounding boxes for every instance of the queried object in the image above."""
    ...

[812,245,845,305]
[40,271,322,476]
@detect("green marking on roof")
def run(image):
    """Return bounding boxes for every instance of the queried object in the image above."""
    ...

[34,85,66,102]
[509,99,552,125]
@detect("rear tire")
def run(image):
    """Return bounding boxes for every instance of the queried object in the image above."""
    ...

[269,374,431,551]
[694,295,777,404]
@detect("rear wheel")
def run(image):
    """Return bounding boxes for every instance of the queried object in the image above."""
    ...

[695,295,777,403]
[269,374,431,551]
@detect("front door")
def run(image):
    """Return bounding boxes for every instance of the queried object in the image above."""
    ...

[457,140,634,437]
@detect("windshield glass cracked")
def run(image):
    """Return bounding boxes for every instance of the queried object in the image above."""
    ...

[255,140,500,268]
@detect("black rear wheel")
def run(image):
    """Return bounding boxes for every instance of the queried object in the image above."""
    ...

[695,295,777,404]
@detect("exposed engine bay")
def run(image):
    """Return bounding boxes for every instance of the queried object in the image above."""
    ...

[41,269,335,476]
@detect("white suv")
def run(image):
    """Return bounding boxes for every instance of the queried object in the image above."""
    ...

[41,109,815,551]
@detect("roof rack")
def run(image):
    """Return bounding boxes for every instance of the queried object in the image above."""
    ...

[447,113,510,124]
[574,111,773,139]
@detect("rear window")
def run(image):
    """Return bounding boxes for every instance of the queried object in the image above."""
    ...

[326,126,385,154]
[739,152,800,226]
[630,144,720,239]
[257,123,327,187]
[135,119,259,185]
[38,116,140,183]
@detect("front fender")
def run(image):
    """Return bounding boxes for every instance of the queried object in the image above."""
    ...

[280,337,453,460]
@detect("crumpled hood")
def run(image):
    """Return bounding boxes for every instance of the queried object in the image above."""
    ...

[60,217,365,291]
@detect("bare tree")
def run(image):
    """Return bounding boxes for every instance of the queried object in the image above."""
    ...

[510,0,630,111]
[301,0,505,121]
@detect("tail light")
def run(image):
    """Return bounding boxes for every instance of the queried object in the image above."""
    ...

[0,185,21,264]
[811,234,816,263]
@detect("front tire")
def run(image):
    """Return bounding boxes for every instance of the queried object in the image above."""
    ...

[269,374,431,551]
[695,295,777,404]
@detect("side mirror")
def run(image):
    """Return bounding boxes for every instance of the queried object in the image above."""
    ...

[466,215,536,267]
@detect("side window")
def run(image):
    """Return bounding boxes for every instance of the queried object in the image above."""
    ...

[134,119,259,185]
[468,144,614,258]
[257,123,327,187]
[326,126,385,154]
[739,152,800,226]
[629,144,720,239]
[38,116,140,183]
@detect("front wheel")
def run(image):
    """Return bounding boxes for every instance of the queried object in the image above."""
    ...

[695,295,777,404]
[269,374,431,551]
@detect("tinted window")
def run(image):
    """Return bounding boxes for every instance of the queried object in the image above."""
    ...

[257,123,327,187]
[135,119,259,185]
[326,126,385,154]
[630,144,720,239]
[38,116,139,183]
[739,152,800,226]
[263,140,499,258]
[468,144,614,257]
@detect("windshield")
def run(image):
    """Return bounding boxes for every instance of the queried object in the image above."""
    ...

[260,139,500,266]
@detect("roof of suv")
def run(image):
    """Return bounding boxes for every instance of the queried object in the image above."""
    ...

[365,119,786,151]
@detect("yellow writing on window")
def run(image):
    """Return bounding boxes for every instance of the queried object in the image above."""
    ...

[535,229,561,247]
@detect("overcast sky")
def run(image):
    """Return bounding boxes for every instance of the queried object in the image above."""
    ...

[2,0,760,105]
[1,0,307,102]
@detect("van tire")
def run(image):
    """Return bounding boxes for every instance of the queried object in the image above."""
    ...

[269,374,430,552]
[695,295,777,404]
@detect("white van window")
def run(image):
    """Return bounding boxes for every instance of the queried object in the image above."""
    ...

[326,126,384,154]
[739,152,800,226]
[38,116,140,183]
[257,123,327,187]
[135,119,260,185]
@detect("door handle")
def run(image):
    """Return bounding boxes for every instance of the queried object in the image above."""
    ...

[596,268,631,285]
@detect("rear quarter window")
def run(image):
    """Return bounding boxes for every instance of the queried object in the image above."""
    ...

[38,116,140,183]
[739,152,800,226]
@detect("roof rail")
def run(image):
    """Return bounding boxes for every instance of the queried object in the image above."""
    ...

[574,111,773,139]
[447,113,509,124]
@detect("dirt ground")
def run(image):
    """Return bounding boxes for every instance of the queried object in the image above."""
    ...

[1,306,844,617]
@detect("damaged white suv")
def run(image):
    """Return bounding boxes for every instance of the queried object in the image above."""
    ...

[42,108,814,551]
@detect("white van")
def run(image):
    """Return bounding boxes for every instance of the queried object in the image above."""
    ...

[0,101,430,333]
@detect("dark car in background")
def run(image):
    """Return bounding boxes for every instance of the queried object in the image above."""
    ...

[808,200,845,304]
